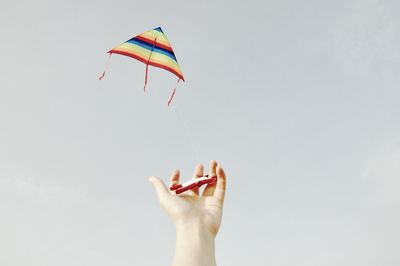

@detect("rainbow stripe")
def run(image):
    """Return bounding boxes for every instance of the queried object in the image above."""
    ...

[108,27,184,81]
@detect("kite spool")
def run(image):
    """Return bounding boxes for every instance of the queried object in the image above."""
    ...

[169,175,217,195]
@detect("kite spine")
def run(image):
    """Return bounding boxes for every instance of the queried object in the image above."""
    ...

[143,33,159,92]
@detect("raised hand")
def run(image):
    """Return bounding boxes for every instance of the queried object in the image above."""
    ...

[149,160,226,236]
[149,160,227,266]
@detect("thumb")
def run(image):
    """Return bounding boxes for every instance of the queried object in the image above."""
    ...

[148,176,169,201]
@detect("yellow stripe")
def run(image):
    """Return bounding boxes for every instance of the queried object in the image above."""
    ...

[113,42,182,75]
[115,43,150,57]
[141,30,171,48]
[149,53,182,73]
[118,43,180,69]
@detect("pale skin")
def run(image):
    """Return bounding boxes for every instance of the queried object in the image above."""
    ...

[149,160,227,266]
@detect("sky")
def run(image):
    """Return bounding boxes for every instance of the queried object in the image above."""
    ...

[0,0,399,265]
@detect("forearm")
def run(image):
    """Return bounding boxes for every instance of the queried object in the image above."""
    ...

[172,221,216,266]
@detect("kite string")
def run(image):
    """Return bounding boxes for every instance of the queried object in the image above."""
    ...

[175,100,201,164]
[99,53,112,80]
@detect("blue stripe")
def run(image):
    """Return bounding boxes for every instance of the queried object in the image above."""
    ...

[154,27,163,33]
[127,38,177,61]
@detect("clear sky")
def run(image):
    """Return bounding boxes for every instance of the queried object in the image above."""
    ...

[1,0,399,265]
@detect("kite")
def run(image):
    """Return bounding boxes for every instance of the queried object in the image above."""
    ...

[99,27,184,105]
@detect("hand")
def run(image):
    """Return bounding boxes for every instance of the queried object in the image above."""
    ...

[149,160,226,265]
[149,160,227,236]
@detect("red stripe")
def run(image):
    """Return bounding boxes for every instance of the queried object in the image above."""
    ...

[135,35,174,52]
[109,50,185,81]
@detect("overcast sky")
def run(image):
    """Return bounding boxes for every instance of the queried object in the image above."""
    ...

[1,0,399,265]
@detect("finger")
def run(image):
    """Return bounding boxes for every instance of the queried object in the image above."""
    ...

[169,169,180,188]
[191,164,204,195]
[149,176,170,202]
[214,166,226,202]
[193,164,204,179]
[203,160,217,197]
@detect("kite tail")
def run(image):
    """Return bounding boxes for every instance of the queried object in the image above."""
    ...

[144,64,149,92]
[144,35,158,92]
[99,70,106,80]
[167,79,180,106]
[99,53,112,80]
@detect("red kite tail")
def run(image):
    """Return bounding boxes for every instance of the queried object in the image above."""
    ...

[167,79,180,106]
[99,53,112,80]
[143,35,158,92]
[99,71,106,80]
[143,63,149,92]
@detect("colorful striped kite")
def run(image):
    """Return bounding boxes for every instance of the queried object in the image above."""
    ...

[99,27,184,105]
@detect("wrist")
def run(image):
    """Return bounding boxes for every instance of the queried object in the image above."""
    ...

[175,219,215,238]
[173,220,216,266]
